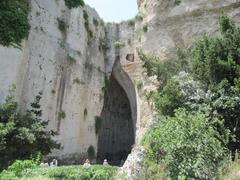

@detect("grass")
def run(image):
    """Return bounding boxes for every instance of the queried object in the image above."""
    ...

[220,158,240,180]
[2,165,118,180]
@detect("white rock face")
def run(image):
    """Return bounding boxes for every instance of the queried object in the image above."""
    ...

[137,0,240,58]
[0,0,240,165]
[0,0,135,163]
[119,146,145,180]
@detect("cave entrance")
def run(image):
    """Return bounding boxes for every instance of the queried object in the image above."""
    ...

[97,67,136,166]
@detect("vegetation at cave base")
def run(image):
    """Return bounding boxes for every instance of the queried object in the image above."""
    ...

[0,161,118,180]
[0,87,60,170]
[0,0,30,47]
[139,16,240,179]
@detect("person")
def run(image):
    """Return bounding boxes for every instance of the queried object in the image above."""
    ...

[103,159,109,166]
[83,159,91,168]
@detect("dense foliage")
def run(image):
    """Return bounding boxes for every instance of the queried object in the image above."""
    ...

[140,16,240,179]
[0,163,117,180]
[192,16,240,85]
[138,48,189,88]
[0,0,30,47]
[0,87,59,170]
[143,109,228,179]
[64,0,85,9]
[0,159,39,179]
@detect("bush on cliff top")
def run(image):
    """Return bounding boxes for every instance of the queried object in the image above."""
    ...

[64,0,85,9]
[0,0,30,47]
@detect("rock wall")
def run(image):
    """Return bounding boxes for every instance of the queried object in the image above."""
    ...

[0,0,240,164]
[0,0,136,163]
[137,0,240,58]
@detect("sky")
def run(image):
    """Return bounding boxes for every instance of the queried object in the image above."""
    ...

[84,0,138,22]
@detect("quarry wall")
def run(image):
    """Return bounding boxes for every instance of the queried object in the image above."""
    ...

[0,0,240,163]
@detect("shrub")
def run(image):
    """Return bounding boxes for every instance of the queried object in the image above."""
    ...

[83,10,89,20]
[99,38,109,52]
[7,159,38,177]
[135,13,144,21]
[153,72,206,116]
[93,18,99,27]
[83,10,94,42]
[142,109,228,179]
[99,19,105,26]
[138,49,189,87]
[58,111,66,121]
[57,18,68,34]
[207,80,240,153]
[127,19,135,26]
[192,16,240,86]
[135,80,143,90]
[0,0,30,47]
[174,0,181,6]
[64,0,85,9]
[143,24,148,32]
[0,170,18,180]
[114,41,125,48]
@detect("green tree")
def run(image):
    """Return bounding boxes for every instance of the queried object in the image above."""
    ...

[0,88,59,170]
[143,109,228,179]
[192,16,240,85]
[207,80,240,153]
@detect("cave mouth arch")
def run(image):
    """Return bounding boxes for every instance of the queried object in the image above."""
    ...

[97,62,136,166]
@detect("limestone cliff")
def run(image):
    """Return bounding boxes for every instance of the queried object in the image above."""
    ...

[0,0,239,164]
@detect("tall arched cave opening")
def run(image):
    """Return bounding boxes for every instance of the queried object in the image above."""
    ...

[97,61,136,166]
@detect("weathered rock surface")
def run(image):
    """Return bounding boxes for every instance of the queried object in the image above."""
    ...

[119,146,145,180]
